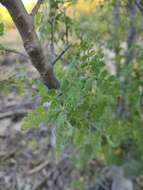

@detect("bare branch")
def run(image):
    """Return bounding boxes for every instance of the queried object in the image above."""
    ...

[28,160,52,175]
[31,0,43,17]
[135,0,143,15]
[0,46,29,59]
[52,45,71,65]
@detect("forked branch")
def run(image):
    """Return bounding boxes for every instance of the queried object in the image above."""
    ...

[0,0,60,89]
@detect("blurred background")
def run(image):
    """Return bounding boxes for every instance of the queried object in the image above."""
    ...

[0,1,143,189]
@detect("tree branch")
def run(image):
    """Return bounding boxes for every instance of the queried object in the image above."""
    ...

[0,46,29,59]
[135,0,143,15]
[31,0,43,17]
[52,45,70,65]
[0,0,60,89]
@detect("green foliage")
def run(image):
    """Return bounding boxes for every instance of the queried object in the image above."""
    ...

[35,0,73,45]
[1,0,143,181]
[22,40,143,171]
[0,22,4,36]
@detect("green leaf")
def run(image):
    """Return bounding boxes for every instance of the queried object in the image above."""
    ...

[0,23,4,36]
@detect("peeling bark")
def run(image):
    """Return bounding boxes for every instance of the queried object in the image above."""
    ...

[0,0,60,89]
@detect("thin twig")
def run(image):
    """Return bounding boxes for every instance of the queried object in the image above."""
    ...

[28,160,52,175]
[51,45,71,65]
[31,0,43,17]
[0,47,29,59]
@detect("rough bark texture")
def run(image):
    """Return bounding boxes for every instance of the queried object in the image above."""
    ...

[0,0,60,89]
